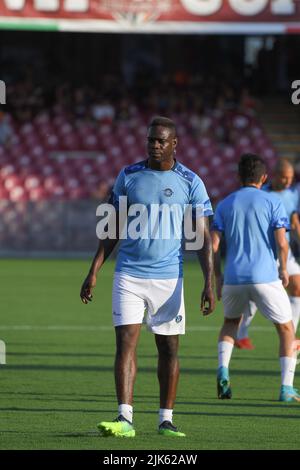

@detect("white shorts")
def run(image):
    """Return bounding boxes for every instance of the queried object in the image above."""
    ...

[286,249,300,276]
[112,272,185,335]
[222,280,292,324]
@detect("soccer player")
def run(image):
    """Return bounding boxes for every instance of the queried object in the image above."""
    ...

[80,116,215,437]
[236,158,300,349]
[211,153,299,402]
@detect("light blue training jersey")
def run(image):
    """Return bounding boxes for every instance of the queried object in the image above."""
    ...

[263,184,299,241]
[110,159,213,279]
[212,187,290,285]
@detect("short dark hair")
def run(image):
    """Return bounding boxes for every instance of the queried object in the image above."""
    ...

[238,153,267,184]
[149,116,176,137]
[274,157,294,174]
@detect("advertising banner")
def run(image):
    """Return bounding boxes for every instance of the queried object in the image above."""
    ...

[0,0,299,33]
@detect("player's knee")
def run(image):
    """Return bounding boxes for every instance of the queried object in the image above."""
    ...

[277,321,294,335]
[156,336,178,359]
[224,317,241,325]
[288,276,300,296]
[290,287,300,297]
[115,326,139,354]
[115,341,136,358]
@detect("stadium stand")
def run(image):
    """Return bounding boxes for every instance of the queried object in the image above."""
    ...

[3,29,298,255]
[0,78,278,205]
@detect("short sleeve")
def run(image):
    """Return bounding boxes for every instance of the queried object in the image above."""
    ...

[295,184,300,212]
[271,198,290,231]
[292,187,299,215]
[211,202,225,232]
[108,169,126,210]
[189,175,213,219]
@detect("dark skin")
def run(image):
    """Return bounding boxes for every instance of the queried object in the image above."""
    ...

[80,124,215,409]
[271,163,300,298]
[197,218,215,315]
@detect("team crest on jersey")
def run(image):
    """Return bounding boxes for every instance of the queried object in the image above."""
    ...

[163,188,173,197]
[175,315,182,323]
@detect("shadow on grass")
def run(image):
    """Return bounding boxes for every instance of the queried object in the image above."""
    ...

[0,391,116,397]
[7,352,163,360]
[175,400,300,409]
[174,410,300,419]
[0,430,101,438]
[7,352,115,358]
[0,407,115,413]
[3,365,280,377]
[6,353,280,368]
[0,404,299,420]
[134,408,300,419]
[181,356,278,362]
[52,430,101,438]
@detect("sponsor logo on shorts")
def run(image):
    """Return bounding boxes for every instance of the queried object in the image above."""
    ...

[113,311,121,316]
[175,315,182,323]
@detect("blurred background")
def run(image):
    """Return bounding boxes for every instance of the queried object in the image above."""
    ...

[1,1,300,257]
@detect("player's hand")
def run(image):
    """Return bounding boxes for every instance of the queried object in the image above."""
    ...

[201,285,215,316]
[215,274,224,301]
[279,269,289,288]
[80,273,97,304]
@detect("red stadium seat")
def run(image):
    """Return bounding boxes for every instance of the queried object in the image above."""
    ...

[67,187,89,199]
[82,134,99,151]
[4,175,23,191]
[9,186,29,202]
[0,188,9,199]
[49,185,66,199]
[44,176,62,191]
[29,187,48,201]
[44,135,60,151]
[24,176,42,191]
[1,97,276,203]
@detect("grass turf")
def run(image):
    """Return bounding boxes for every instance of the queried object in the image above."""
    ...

[0,259,299,450]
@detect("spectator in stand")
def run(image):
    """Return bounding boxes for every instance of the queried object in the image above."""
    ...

[91,98,115,124]
[239,87,260,114]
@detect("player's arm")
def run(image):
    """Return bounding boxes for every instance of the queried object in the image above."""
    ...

[81,169,126,304]
[195,217,215,315]
[274,227,289,288]
[80,212,120,304]
[211,230,223,301]
[290,212,300,240]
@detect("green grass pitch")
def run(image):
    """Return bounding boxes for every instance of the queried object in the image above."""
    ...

[0,259,299,450]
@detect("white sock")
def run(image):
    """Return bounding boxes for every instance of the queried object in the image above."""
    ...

[237,302,257,339]
[218,341,234,369]
[289,296,300,333]
[280,356,297,387]
[238,315,252,340]
[118,404,133,423]
[159,408,173,425]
